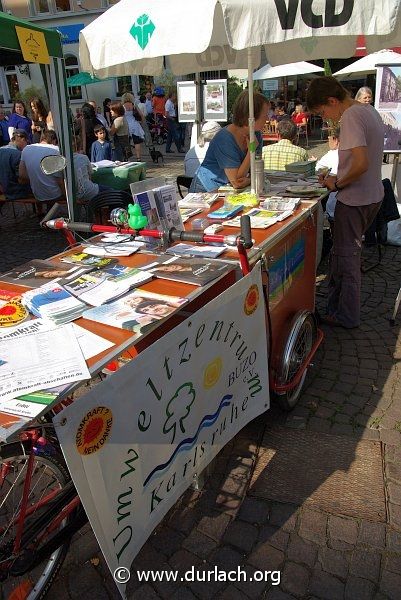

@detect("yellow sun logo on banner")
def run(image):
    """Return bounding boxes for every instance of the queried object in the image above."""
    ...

[244,284,259,315]
[76,407,113,455]
[203,357,222,389]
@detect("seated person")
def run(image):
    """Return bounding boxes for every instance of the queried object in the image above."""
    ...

[316,127,340,222]
[19,130,65,206]
[91,124,112,162]
[270,102,290,129]
[73,152,112,204]
[190,90,268,192]
[184,121,221,178]
[0,109,10,147]
[262,120,310,170]
[0,129,32,200]
[291,103,308,127]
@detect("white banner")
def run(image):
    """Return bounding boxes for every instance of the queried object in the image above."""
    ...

[54,266,269,597]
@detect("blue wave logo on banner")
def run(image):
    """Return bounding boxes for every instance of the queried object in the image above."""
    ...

[143,395,232,487]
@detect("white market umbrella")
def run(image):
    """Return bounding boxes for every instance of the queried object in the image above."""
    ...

[79,0,401,198]
[333,49,401,78]
[253,61,323,80]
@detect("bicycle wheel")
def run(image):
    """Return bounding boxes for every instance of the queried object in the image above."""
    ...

[273,310,317,411]
[0,449,70,600]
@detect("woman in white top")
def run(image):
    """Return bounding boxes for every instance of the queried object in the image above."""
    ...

[123,99,145,160]
[109,102,132,161]
[184,121,221,177]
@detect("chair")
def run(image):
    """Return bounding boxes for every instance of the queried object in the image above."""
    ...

[296,119,309,147]
[87,190,132,224]
[176,175,193,199]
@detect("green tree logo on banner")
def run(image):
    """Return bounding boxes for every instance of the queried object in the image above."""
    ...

[130,14,155,50]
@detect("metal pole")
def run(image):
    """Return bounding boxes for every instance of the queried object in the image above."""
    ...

[248,48,256,194]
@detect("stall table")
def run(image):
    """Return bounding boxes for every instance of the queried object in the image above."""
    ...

[91,161,147,190]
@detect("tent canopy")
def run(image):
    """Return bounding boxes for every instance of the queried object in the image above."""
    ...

[66,71,110,86]
[333,49,401,78]
[253,61,324,80]
[0,12,75,219]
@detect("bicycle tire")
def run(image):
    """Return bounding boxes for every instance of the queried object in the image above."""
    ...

[0,449,71,599]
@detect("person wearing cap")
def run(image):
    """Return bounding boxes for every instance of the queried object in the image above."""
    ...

[0,129,32,200]
[184,121,221,177]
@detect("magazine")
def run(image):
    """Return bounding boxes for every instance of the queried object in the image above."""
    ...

[166,243,227,259]
[178,192,219,208]
[60,253,117,268]
[179,207,203,223]
[0,260,89,288]
[133,189,163,232]
[63,264,153,306]
[83,289,188,333]
[223,208,293,229]
[146,256,232,286]
[207,205,244,220]
[153,184,184,230]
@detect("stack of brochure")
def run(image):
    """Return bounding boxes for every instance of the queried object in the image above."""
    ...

[223,208,293,229]
[178,192,219,208]
[21,281,87,324]
[166,243,226,259]
[261,198,301,211]
[63,264,153,306]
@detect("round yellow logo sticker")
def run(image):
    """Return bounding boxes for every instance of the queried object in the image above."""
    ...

[244,284,259,315]
[0,300,28,327]
[76,407,113,455]
[203,357,222,389]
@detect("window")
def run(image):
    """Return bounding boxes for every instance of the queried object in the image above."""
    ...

[116,76,134,97]
[32,0,51,13]
[4,66,19,102]
[54,0,71,11]
[65,55,82,101]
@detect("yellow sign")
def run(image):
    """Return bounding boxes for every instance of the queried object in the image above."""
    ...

[16,26,50,64]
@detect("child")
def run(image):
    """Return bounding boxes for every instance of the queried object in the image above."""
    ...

[91,124,112,162]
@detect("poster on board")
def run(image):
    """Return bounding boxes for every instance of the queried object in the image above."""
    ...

[177,81,197,122]
[203,79,227,122]
[375,64,401,153]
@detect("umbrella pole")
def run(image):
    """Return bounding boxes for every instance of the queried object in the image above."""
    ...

[248,48,256,194]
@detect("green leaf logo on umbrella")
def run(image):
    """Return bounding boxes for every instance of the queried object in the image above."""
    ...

[129,14,155,50]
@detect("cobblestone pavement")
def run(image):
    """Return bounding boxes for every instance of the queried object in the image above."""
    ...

[2,141,401,599]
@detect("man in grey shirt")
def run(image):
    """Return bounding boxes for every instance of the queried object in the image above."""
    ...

[307,77,384,329]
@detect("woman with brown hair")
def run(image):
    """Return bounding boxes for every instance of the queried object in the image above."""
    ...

[29,97,48,143]
[189,90,269,192]
[109,102,132,161]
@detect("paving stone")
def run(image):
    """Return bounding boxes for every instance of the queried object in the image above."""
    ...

[328,515,359,545]
[197,511,231,542]
[344,576,376,600]
[380,570,401,600]
[287,533,318,568]
[308,566,345,600]
[131,584,161,600]
[258,525,290,553]
[387,527,401,553]
[218,585,249,600]
[232,564,272,599]
[151,528,186,558]
[330,423,355,436]
[268,503,298,532]
[358,521,386,549]
[281,561,310,596]
[237,497,270,525]
[182,530,218,559]
[389,503,401,530]
[68,530,100,564]
[210,546,245,571]
[247,542,285,572]
[134,542,168,570]
[67,562,105,598]
[299,508,327,544]
[350,549,381,582]
[265,589,296,600]
[307,417,333,433]
[169,549,202,572]
[46,577,72,600]
[384,554,401,574]
[168,507,200,536]
[186,563,226,599]
[223,520,258,553]
[170,588,198,600]
[318,545,350,578]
